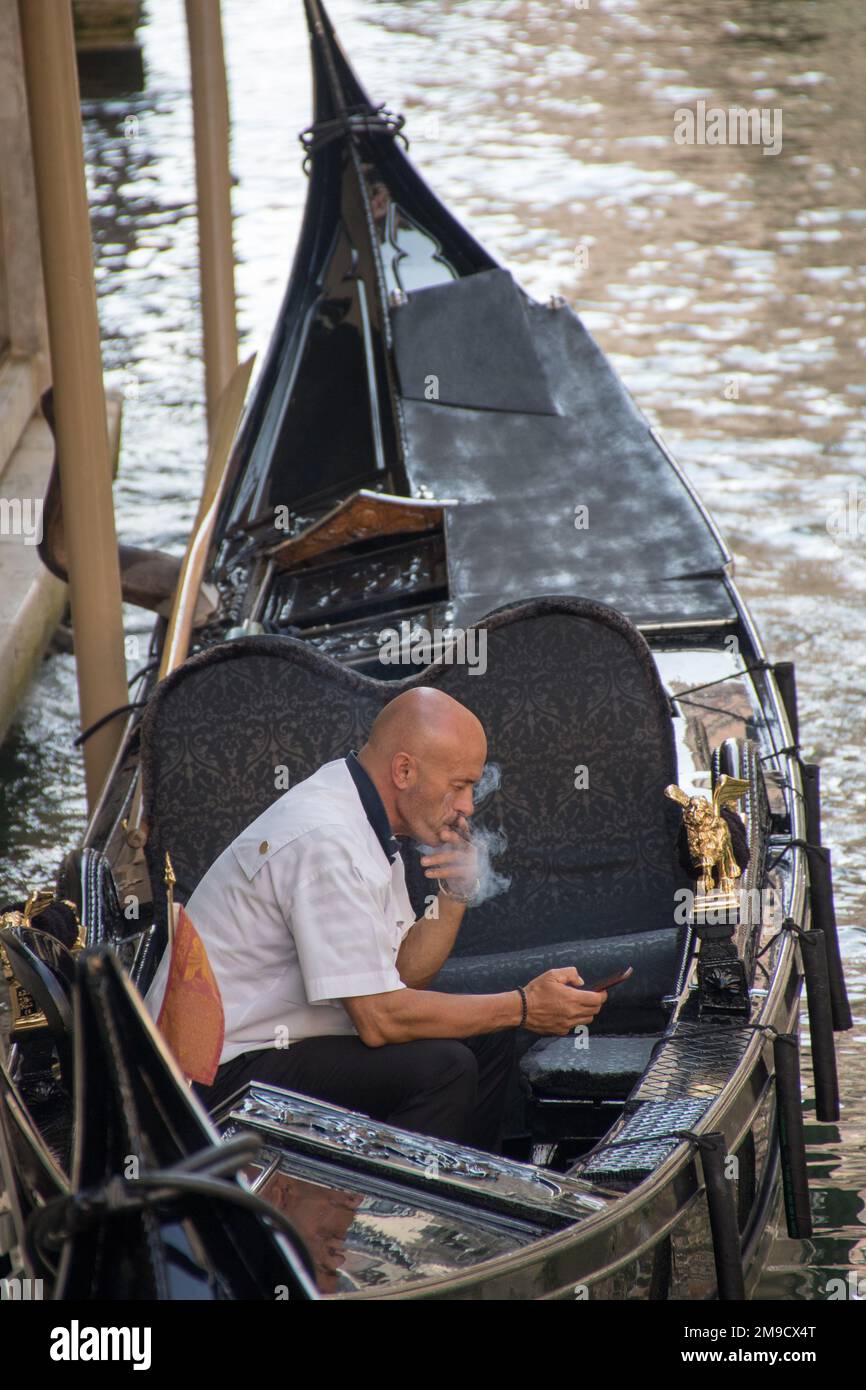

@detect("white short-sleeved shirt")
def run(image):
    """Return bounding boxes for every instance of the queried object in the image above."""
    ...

[143,758,418,1064]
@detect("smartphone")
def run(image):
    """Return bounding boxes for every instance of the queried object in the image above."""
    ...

[584,965,633,994]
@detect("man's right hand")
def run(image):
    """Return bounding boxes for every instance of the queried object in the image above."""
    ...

[523,967,607,1034]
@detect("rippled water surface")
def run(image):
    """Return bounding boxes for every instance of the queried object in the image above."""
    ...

[1,0,863,1298]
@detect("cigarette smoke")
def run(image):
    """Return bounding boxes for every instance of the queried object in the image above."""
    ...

[418,761,512,907]
[474,761,502,805]
[466,823,511,905]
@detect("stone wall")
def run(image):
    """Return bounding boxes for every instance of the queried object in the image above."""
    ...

[72,0,142,52]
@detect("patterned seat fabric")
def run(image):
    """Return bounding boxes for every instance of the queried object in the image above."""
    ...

[140,597,690,1032]
[141,638,383,910]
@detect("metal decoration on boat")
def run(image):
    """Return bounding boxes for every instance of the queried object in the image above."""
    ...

[0,890,84,1037]
[666,776,752,1017]
[164,850,176,947]
[222,1084,611,1224]
[0,929,47,1038]
[665,775,750,898]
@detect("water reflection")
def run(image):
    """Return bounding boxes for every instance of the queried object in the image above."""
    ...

[249,1166,362,1294]
[0,0,863,1299]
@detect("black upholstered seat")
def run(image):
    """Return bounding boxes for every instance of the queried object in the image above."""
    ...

[139,597,690,1038]
[140,638,383,911]
[521,1034,660,1101]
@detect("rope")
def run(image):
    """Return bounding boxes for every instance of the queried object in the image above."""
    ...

[674,695,751,720]
[753,912,813,961]
[299,103,407,170]
[669,659,808,774]
[765,836,828,874]
[671,661,772,700]
[645,1019,781,1061]
[576,1125,739,1169]
[127,658,159,688]
[760,743,801,763]
[72,700,148,748]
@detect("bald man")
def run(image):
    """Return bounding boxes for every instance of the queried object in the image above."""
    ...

[147,687,606,1153]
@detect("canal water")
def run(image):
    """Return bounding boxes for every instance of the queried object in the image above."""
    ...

[1,0,863,1298]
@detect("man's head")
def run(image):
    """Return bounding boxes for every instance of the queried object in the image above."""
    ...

[358,688,487,844]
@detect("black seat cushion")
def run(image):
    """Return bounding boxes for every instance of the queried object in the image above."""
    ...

[431,931,678,1036]
[521,1033,660,1101]
[140,597,690,1028]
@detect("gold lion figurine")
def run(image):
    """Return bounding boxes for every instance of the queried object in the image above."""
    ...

[665,775,749,896]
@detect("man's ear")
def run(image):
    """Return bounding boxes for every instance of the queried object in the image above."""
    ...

[391,751,415,789]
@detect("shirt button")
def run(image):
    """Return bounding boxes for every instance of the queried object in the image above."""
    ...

[259,840,269,854]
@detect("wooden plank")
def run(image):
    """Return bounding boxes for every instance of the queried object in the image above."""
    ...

[268,489,450,572]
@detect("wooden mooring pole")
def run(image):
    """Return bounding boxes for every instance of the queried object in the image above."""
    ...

[17,0,129,810]
[185,0,239,436]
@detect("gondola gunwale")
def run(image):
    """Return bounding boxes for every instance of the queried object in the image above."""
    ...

[313,956,803,1300]
[325,925,803,1298]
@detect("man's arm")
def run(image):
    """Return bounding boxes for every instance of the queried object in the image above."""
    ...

[342,967,607,1046]
[395,817,478,987]
[396,890,466,988]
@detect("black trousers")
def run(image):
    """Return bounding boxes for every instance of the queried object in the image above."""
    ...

[194,1028,517,1154]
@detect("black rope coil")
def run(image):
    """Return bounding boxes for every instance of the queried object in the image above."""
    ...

[299,103,408,170]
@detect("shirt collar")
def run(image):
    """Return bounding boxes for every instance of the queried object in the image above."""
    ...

[345,752,400,863]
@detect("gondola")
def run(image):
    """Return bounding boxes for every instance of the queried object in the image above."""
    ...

[0,0,852,1301]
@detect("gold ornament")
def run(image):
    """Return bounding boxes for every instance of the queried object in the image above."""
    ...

[665,775,749,897]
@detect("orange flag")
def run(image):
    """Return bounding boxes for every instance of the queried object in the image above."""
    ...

[156,905,224,1085]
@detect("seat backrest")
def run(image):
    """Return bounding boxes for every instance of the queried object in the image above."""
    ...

[140,636,384,908]
[398,598,687,955]
[140,598,686,953]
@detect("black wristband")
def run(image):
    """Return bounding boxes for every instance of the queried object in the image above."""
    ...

[515,985,527,1029]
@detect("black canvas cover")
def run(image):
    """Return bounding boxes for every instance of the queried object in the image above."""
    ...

[393,273,733,628]
[392,269,557,415]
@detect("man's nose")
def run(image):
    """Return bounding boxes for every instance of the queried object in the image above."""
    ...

[454,788,474,817]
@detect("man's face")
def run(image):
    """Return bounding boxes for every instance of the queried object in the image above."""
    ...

[393,738,487,844]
